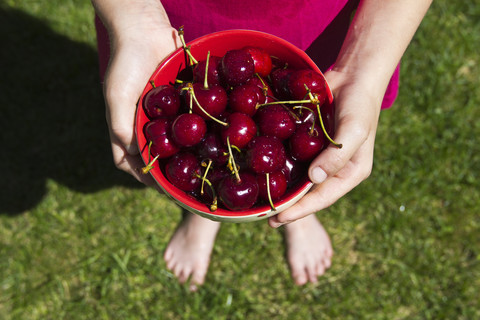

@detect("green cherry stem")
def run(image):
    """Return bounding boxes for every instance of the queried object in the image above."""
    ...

[266,173,276,211]
[183,84,228,126]
[178,26,198,66]
[204,51,211,89]
[200,160,213,196]
[226,136,241,183]
[141,154,160,174]
[304,89,343,148]
[194,172,218,212]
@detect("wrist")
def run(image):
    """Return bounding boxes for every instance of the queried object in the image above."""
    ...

[92,0,172,43]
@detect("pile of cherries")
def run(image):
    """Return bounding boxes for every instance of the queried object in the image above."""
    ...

[141,33,340,212]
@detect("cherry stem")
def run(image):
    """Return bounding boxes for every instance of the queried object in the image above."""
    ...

[204,51,210,89]
[266,173,276,211]
[178,26,198,66]
[200,160,213,196]
[257,99,312,108]
[303,88,342,148]
[226,136,241,183]
[149,80,156,89]
[194,173,218,212]
[184,84,228,126]
[141,154,160,174]
[254,73,269,98]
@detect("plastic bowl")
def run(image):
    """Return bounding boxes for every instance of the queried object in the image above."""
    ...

[135,29,333,223]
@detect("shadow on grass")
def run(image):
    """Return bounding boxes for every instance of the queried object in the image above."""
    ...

[0,7,143,215]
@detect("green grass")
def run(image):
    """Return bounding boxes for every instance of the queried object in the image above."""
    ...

[1,0,479,319]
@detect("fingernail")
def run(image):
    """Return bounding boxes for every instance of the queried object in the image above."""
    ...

[126,144,139,155]
[311,167,327,184]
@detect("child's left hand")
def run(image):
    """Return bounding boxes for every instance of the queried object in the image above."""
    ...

[269,69,383,228]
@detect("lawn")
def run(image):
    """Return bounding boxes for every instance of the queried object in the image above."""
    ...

[1,1,479,319]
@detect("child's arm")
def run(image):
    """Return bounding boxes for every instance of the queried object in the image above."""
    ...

[91,0,179,185]
[269,0,433,227]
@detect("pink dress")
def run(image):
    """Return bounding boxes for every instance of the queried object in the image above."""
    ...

[95,0,398,109]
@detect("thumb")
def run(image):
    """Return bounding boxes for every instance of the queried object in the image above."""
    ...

[308,116,369,184]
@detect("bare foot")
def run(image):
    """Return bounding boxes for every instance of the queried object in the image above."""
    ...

[164,211,221,290]
[284,214,333,285]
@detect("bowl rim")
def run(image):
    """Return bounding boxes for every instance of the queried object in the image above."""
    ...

[135,29,333,219]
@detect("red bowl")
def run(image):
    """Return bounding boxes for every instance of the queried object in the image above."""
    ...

[135,29,334,222]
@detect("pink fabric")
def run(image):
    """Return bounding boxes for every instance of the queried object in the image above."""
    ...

[95,0,399,109]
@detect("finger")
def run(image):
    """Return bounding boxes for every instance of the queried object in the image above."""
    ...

[308,113,371,184]
[270,134,375,227]
[111,140,157,186]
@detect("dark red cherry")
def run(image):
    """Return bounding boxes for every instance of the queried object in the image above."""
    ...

[218,172,259,211]
[257,171,288,201]
[255,105,296,140]
[150,134,180,159]
[143,118,171,141]
[228,83,263,116]
[288,123,326,162]
[193,55,222,86]
[294,106,317,126]
[281,155,306,186]
[243,46,273,77]
[320,99,336,138]
[246,76,275,104]
[197,132,228,165]
[171,113,207,147]
[246,136,286,174]
[288,69,328,104]
[143,85,180,119]
[221,112,257,149]
[144,118,180,159]
[270,67,293,100]
[221,49,255,87]
[189,83,228,119]
[165,152,201,191]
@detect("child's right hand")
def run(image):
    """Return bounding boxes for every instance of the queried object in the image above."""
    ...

[93,0,180,186]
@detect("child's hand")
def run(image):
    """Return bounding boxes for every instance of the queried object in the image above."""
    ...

[96,2,180,186]
[269,69,383,228]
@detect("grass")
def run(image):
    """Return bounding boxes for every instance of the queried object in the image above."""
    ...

[1,0,479,319]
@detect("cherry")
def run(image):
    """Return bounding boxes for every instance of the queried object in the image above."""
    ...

[255,105,296,140]
[270,67,293,100]
[287,69,328,104]
[228,83,263,116]
[171,113,207,147]
[320,99,336,138]
[221,49,255,87]
[197,132,228,165]
[243,46,273,77]
[246,76,275,104]
[257,170,288,201]
[221,112,257,149]
[165,152,201,191]
[294,106,317,126]
[288,123,326,162]
[188,82,228,120]
[281,155,306,186]
[143,118,180,159]
[218,172,259,211]
[143,85,181,119]
[193,55,222,86]
[246,136,286,174]
[143,118,171,142]
[150,134,181,159]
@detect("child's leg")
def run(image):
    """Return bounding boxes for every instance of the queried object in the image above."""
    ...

[284,214,333,285]
[164,210,221,291]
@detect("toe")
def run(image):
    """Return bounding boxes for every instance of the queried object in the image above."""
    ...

[294,272,308,286]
